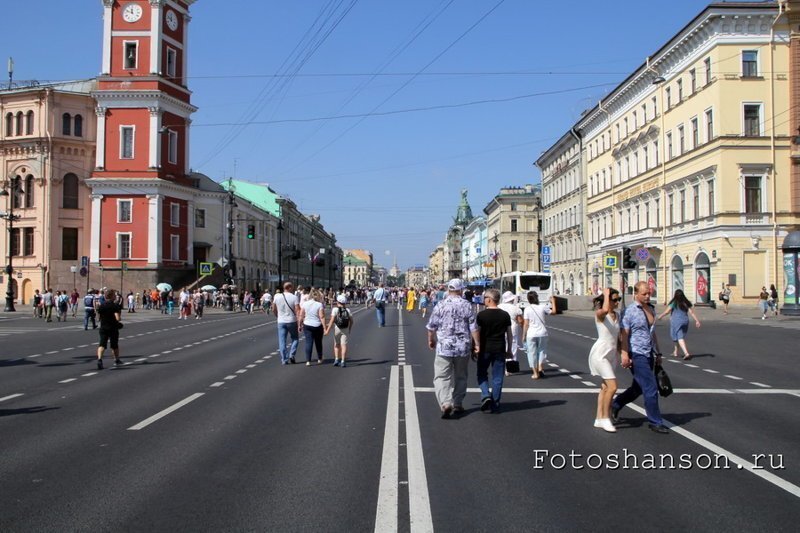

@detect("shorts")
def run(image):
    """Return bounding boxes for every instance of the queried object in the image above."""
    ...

[98,328,120,349]
[334,327,349,346]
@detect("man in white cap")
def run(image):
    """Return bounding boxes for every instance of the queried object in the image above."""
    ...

[426,278,479,419]
[497,291,524,372]
[324,294,354,367]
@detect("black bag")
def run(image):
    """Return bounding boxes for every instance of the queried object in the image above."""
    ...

[505,360,520,374]
[335,307,350,328]
[654,364,673,397]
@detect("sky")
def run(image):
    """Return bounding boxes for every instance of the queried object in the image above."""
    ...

[1,0,720,269]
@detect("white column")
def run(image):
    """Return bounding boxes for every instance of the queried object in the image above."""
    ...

[186,201,194,264]
[147,194,162,264]
[150,2,162,74]
[95,107,107,169]
[101,1,113,74]
[90,194,103,261]
[182,15,190,82]
[184,118,191,174]
[148,107,161,169]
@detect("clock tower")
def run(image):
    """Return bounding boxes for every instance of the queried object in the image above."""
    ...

[88,0,199,288]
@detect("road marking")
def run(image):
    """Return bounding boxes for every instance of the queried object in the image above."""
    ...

[82,372,98,377]
[246,364,256,368]
[150,354,161,358]
[703,369,719,374]
[684,363,698,368]
[581,381,596,387]
[46,351,58,354]
[403,364,433,532]
[548,363,559,367]
[569,374,582,380]
[62,347,74,351]
[210,382,225,388]
[724,375,743,381]
[750,382,771,388]
[128,392,205,430]
[58,378,77,383]
[29,354,41,358]
[135,358,147,362]
[374,365,399,533]
[0,393,23,403]
[78,345,89,348]
[624,403,800,499]
[224,375,237,380]
[413,387,800,395]
[235,369,248,374]
[558,368,570,373]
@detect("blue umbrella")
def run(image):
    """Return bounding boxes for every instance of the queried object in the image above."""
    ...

[156,282,172,292]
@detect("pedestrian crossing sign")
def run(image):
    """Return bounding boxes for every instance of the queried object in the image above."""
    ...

[604,256,617,269]
[199,262,213,277]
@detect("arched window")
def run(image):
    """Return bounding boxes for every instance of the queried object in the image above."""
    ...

[25,111,34,135]
[62,113,71,135]
[15,111,23,136]
[11,176,22,209]
[63,173,79,209]
[5,113,12,136]
[74,114,83,137]
[24,175,35,208]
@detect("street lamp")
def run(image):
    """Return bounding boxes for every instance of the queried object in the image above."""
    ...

[277,220,283,288]
[0,178,21,312]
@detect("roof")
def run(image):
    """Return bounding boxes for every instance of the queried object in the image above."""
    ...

[220,179,281,217]
[0,79,96,96]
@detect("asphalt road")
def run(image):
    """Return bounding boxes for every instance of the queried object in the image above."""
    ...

[1,305,798,532]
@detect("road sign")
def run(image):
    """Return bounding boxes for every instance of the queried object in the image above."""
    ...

[81,256,89,267]
[635,247,650,262]
[217,257,229,268]
[199,262,213,276]
[122,262,128,272]
[604,256,617,269]
[542,245,551,255]
[542,254,551,264]
[70,266,78,273]
[79,267,88,277]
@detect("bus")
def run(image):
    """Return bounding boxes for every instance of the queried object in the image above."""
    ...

[465,279,493,305]
[492,271,553,308]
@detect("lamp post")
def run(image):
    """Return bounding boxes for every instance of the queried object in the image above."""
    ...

[225,182,237,311]
[277,220,283,288]
[1,179,21,312]
[652,74,667,304]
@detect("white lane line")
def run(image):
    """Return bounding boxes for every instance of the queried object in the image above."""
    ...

[255,360,265,364]
[235,369,248,374]
[82,372,98,377]
[62,347,74,351]
[403,364,433,532]
[684,363,699,368]
[246,364,256,368]
[209,382,225,388]
[569,374,582,380]
[59,378,77,383]
[0,393,24,403]
[667,359,681,364]
[46,351,59,354]
[150,354,161,358]
[374,365,399,533]
[750,382,771,388]
[78,345,89,348]
[29,354,41,358]
[127,392,205,431]
[224,375,237,380]
[703,369,720,374]
[624,403,800,499]
[581,381,596,387]
[163,351,172,354]
[135,358,147,362]
[724,375,744,381]
[264,355,272,359]
[558,368,570,373]
[548,363,559,367]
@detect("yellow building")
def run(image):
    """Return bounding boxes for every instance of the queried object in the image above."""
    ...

[428,244,445,285]
[577,2,796,305]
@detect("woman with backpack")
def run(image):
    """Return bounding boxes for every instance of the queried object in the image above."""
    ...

[657,289,701,360]
[324,294,354,367]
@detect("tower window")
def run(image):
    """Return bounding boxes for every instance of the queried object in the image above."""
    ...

[166,47,177,78]
[120,126,135,159]
[62,113,71,136]
[74,114,83,137]
[124,41,138,69]
[25,111,34,135]
[168,130,178,164]
[118,200,132,223]
[5,113,13,136]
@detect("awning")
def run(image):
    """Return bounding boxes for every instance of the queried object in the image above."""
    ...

[193,241,213,248]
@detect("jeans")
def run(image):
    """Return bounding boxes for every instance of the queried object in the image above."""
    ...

[277,322,299,363]
[303,324,324,362]
[433,355,470,409]
[83,308,96,330]
[477,351,506,403]
[612,352,663,425]
[375,303,386,326]
[526,336,548,370]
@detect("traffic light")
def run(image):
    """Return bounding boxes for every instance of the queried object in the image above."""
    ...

[247,224,255,239]
[622,247,636,270]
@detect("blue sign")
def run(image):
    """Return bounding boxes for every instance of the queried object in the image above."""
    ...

[542,245,551,255]
[542,254,551,264]
[604,256,617,269]
[81,256,89,267]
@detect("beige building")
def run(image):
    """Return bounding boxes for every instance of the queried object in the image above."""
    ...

[428,244,445,285]
[483,185,542,276]
[343,254,369,287]
[1,80,97,305]
[406,266,428,289]
[537,132,587,295]
[578,1,796,304]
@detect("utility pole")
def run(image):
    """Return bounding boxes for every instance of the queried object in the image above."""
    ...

[225,182,236,311]
[277,220,283,288]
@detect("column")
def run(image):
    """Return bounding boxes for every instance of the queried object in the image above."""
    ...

[147,194,162,264]
[101,0,113,74]
[182,14,191,82]
[90,194,103,261]
[149,107,161,169]
[184,118,191,175]
[95,107,107,169]
[186,201,194,264]
[150,1,162,74]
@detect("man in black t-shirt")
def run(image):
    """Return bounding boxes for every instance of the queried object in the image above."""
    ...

[96,289,123,370]
[475,288,513,413]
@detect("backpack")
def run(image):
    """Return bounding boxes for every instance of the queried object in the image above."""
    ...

[335,306,350,328]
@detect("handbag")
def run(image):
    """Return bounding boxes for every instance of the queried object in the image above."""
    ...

[505,360,520,374]
[654,364,673,397]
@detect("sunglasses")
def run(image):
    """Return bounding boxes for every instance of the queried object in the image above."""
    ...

[610,297,621,302]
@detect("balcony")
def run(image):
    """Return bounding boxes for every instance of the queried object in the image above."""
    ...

[742,212,769,225]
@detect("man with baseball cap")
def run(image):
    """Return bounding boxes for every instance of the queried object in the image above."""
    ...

[426,278,479,418]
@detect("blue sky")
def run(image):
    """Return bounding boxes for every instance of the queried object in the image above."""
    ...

[2,0,716,269]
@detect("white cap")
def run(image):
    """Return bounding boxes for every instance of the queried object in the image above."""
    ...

[502,291,516,303]
[447,278,464,291]
[336,294,347,304]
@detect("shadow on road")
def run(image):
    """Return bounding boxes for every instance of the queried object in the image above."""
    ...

[0,358,37,367]
[0,405,60,417]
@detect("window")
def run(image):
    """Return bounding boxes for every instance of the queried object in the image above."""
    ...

[124,41,138,69]
[678,125,685,154]
[643,145,649,170]
[170,203,180,227]
[118,233,131,259]
[168,130,178,164]
[11,176,22,209]
[677,79,683,102]
[23,227,34,256]
[15,111,22,136]
[690,69,696,94]
[654,139,659,165]
[63,173,79,209]
[691,118,699,148]
[632,112,637,131]
[194,208,206,228]
[118,199,132,223]
[644,202,650,228]
[62,113,71,135]
[166,47,177,78]
[510,202,517,211]
[693,184,700,219]
[641,104,647,125]
[510,240,518,252]
[744,176,762,213]
[5,112,12,136]
[120,126,134,158]
[74,114,83,137]
[511,259,518,272]
[704,57,712,85]
[511,219,518,232]
[655,198,660,227]
[744,104,761,136]
[668,193,674,225]
[623,117,628,137]
[170,235,180,260]
[667,132,673,159]
[62,228,78,260]
[25,111,34,135]
[742,50,758,77]
[708,180,715,215]
[705,109,714,140]
[665,86,671,108]
[652,96,658,118]
[680,190,686,222]
[615,124,620,143]
[9,228,20,256]
[24,175,35,208]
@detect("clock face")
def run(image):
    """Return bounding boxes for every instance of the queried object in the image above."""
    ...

[165,10,179,31]
[122,3,143,23]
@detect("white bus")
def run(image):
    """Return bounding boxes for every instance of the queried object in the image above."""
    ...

[492,271,553,308]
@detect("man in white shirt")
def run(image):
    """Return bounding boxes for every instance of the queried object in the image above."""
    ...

[371,283,388,327]
[272,281,301,364]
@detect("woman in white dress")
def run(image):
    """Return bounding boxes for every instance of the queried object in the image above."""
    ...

[588,287,621,433]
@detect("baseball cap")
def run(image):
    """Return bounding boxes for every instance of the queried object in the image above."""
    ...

[336,294,347,304]
[447,278,464,291]
[502,291,516,303]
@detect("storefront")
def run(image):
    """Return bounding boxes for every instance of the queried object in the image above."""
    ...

[695,252,711,304]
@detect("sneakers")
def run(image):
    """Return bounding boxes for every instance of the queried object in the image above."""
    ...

[649,423,670,434]
[289,357,296,364]
[96,358,103,370]
[340,361,346,368]
[595,418,616,432]
[333,360,340,367]
[114,358,123,367]
[306,362,311,367]
[610,405,621,424]
[441,404,453,419]
[480,397,493,413]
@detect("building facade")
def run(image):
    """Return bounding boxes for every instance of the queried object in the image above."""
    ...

[578,1,796,304]
[343,254,368,287]
[406,266,428,289]
[461,215,489,280]
[428,244,444,285]
[537,131,587,295]
[483,185,542,277]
